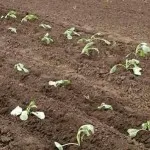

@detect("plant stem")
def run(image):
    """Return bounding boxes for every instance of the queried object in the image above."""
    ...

[117,64,126,68]
[62,143,79,147]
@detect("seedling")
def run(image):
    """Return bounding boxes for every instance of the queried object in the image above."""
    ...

[81,42,99,56]
[136,43,150,57]
[8,27,17,33]
[98,103,113,110]
[11,100,45,121]
[39,23,51,30]
[5,10,17,19]
[64,27,80,40]
[141,121,150,130]
[14,63,29,73]
[21,14,38,22]
[54,124,94,150]
[127,129,141,138]
[110,59,142,76]
[127,121,150,138]
[49,80,71,87]
[78,32,111,45]
[41,33,53,44]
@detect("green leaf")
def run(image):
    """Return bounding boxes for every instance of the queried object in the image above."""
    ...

[110,65,117,74]
[39,23,51,29]
[14,63,29,73]
[49,80,71,87]
[54,142,63,150]
[8,27,17,33]
[81,42,99,56]
[77,124,94,146]
[136,43,150,57]
[127,129,140,138]
[98,103,113,110]
[125,59,142,75]
[41,33,53,44]
[11,106,23,116]
[100,38,111,45]
[142,122,148,130]
[130,59,140,65]
[5,10,17,19]
[31,111,45,119]
[77,38,92,44]
[142,121,150,131]
[132,66,142,76]
[20,110,28,121]
[64,27,80,40]
[21,14,38,22]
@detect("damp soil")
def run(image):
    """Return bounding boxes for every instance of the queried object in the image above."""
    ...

[0,3,150,150]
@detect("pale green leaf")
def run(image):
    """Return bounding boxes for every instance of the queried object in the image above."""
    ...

[142,121,150,131]
[127,129,140,138]
[20,110,28,121]
[110,65,117,74]
[81,42,99,56]
[39,23,51,29]
[100,38,111,45]
[14,63,29,73]
[98,103,113,110]
[5,11,17,19]
[136,43,150,57]
[49,80,71,87]
[21,14,38,22]
[54,142,63,150]
[31,112,45,119]
[77,124,94,146]
[8,27,17,33]
[133,66,142,76]
[64,27,80,40]
[41,33,53,44]
[11,106,23,116]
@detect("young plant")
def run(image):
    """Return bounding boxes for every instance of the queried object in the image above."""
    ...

[49,80,71,87]
[5,10,17,19]
[81,42,99,56]
[8,27,17,33]
[39,23,51,30]
[41,33,53,44]
[127,121,150,138]
[11,100,45,121]
[64,27,80,40]
[21,14,38,22]
[136,43,150,57]
[54,124,94,150]
[78,32,111,45]
[14,63,29,73]
[110,59,142,76]
[98,103,113,110]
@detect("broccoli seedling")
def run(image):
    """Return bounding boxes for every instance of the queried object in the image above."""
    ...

[41,33,53,45]
[14,63,29,73]
[64,27,80,40]
[81,42,99,56]
[110,59,142,76]
[127,121,150,138]
[55,124,94,150]
[49,80,71,87]
[11,100,45,121]
[21,14,38,22]
[5,10,17,19]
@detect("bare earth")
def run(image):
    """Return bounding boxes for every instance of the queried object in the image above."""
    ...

[0,1,150,150]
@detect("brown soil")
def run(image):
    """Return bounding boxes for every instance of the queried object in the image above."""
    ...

[0,1,150,150]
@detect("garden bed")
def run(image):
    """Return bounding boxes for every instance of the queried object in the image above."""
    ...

[0,4,150,150]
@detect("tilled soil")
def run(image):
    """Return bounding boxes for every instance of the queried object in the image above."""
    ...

[1,0,150,42]
[0,3,150,150]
